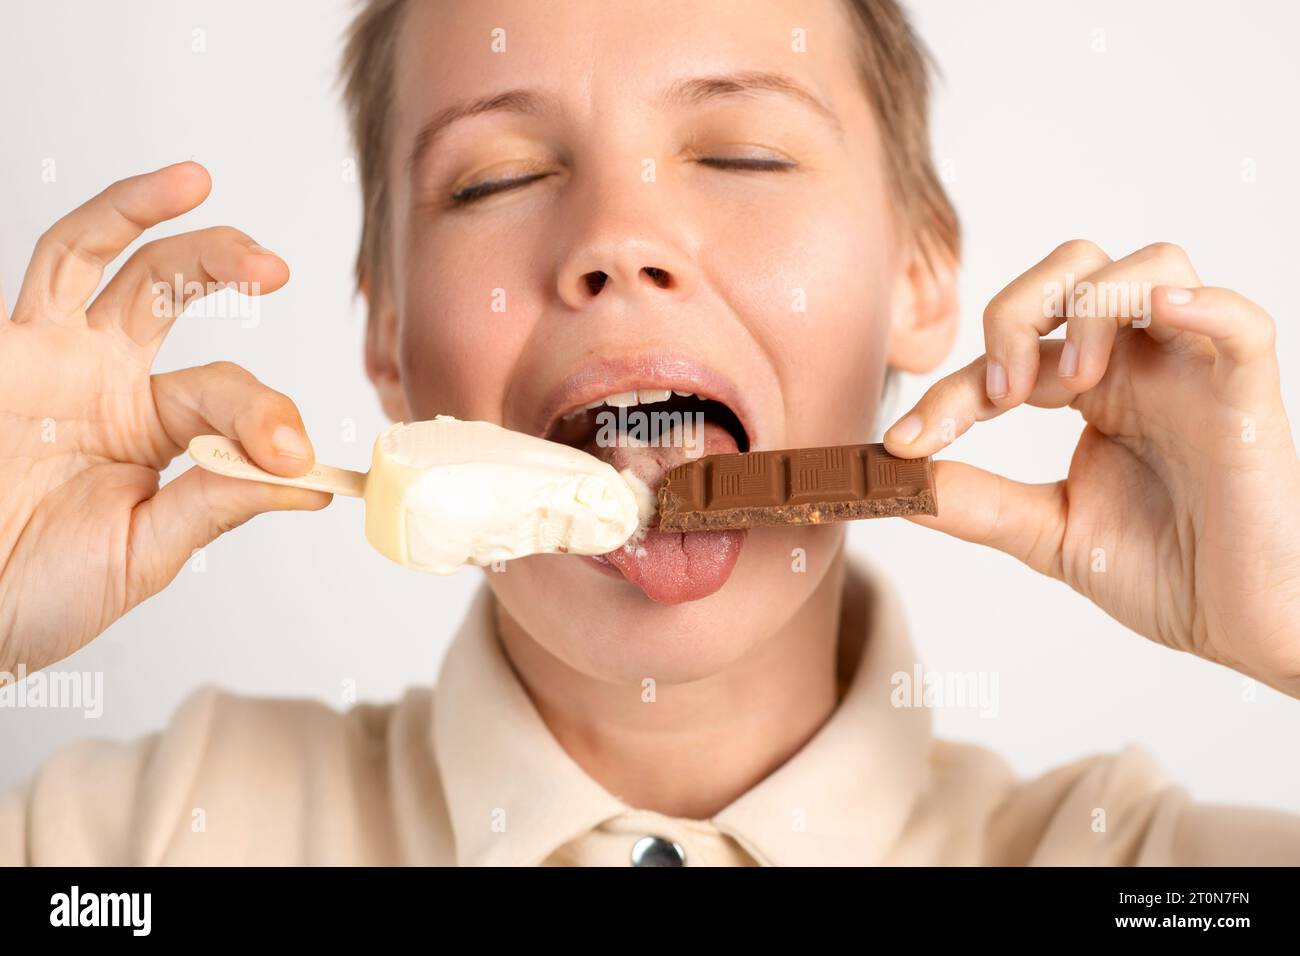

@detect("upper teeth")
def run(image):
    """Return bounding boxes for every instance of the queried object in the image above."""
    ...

[578,388,690,413]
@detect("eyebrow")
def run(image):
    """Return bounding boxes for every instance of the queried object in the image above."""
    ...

[407,70,842,172]
[659,70,843,134]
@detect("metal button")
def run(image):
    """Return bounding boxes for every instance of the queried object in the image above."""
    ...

[630,835,685,867]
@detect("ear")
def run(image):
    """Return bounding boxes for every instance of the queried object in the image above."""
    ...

[886,234,959,374]
[361,271,411,422]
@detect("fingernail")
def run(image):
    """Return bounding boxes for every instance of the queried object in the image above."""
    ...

[1058,339,1079,378]
[889,414,924,445]
[986,360,1008,400]
[1164,286,1194,305]
[248,244,278,256]
[272,425,311,460]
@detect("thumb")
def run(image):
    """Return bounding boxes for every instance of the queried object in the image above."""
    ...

[125,466,331,603]
[911,459,1067,580]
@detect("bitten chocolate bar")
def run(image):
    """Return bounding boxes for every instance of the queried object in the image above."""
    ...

[657,443,937,532]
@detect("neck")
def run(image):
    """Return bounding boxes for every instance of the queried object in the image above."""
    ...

[496,549,847,820]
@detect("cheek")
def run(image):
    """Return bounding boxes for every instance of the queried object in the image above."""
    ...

[396,227,539,420]
[703,183,896,445]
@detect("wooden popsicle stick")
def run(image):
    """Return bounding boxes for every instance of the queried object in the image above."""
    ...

[188,435,367,497]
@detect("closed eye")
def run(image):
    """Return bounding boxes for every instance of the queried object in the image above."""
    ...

[697,157,797,172]
[450,172,551,205]
[449,156,793,205]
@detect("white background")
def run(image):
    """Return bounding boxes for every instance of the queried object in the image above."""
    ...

[2,0,1298,815]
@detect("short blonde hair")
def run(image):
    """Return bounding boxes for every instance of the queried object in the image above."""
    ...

[341,0,959,294]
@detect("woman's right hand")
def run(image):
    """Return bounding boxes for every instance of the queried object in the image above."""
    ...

[0,162,331,676]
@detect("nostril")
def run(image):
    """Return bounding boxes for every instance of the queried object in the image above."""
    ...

[584,271,608,296]
[642,267,671,289]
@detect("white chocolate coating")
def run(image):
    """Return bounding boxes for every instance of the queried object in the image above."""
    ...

[363,417,641,574]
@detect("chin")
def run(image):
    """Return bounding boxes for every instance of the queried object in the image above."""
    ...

[486,524,844,685]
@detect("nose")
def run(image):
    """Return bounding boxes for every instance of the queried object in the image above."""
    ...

[555,198,701,310]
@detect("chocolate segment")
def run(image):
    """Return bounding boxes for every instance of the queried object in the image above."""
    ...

[657,443,936,532]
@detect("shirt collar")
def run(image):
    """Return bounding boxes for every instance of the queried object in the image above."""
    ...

[431,586,627,866]
[431,553,932,866]
[711,555,933,865]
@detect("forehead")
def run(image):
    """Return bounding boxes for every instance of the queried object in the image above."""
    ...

[392,0,867,130]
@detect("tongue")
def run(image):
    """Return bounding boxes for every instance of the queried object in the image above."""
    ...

[583,419,746,604]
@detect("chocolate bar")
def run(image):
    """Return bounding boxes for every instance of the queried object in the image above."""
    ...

[657,443,936,532]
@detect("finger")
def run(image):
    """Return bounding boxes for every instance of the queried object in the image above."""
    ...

[13,161,211,321]
[126,466,331,606]
[1058,242,1202,393]
[908,459,1067,580]
[982,239,1112,408]
[1152,285,1276,366]
[1152,284,1281,406]
[150,361,317,477]
[884,340,1075,457]
[87,227,288,350]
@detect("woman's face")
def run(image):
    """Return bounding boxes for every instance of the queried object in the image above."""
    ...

[379,0,914,683]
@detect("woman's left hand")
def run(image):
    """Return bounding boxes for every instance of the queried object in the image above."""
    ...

[883,239,1300,697]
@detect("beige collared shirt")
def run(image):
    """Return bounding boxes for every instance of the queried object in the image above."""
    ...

[4,555,1299,866]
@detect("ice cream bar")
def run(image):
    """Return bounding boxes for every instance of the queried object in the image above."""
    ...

[189,416,648,574]
[657,443,937,532]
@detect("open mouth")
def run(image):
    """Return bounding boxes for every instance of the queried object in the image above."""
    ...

[541,384,752,604]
